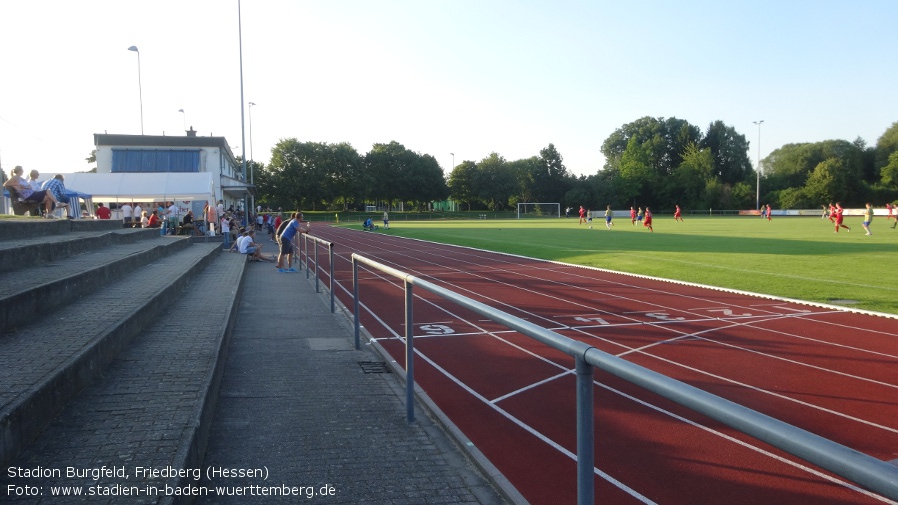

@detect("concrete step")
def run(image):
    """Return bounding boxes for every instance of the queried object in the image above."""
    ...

[0,218,124,241]
[0,242,230,468]
[0,237,192,333]
[0,227,161,272]
[0,251,246,503]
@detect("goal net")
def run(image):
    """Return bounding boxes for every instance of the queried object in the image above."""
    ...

[516,203,561,219]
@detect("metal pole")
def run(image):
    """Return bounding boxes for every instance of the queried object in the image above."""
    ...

[305,234,310,279]
[127,46,143,135]
[576,356,595,505]
[314,241,320,293]
[238,0,249,227]
[329,242,335,313]
[404,279,415,423]
[249,101,255,214]
[753,120,764,210]
[352,257,360,350]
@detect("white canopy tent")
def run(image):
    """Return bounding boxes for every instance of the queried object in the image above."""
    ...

[64,172,216,203]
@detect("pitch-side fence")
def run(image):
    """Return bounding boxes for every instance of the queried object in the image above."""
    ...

[342,252,898,505]
[298,233,335,313]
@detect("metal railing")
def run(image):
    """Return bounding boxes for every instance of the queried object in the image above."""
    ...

[300,233,335,313]
[349,252,898,505]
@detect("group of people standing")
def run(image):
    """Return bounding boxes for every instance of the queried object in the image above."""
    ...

[228,211,309,273]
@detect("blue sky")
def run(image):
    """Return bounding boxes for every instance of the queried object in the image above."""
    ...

[1,0,896,177]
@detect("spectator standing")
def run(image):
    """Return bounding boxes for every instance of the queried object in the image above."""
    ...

[96,203,112,219]
[121,202,133,225]
[166,202,180,234]
[220,214,231,250]
[276,212,307,272]
[205,201,218,235]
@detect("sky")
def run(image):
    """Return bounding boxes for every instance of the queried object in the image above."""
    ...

[1,0,897,179]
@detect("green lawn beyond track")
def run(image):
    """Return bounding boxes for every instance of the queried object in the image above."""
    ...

[341,215,898,316]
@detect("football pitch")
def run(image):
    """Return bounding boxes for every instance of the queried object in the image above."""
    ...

[343,215,898,316]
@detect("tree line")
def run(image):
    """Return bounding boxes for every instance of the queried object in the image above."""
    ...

[253,119,898,212]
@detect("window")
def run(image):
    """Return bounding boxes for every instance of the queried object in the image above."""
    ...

[112,149,200,173]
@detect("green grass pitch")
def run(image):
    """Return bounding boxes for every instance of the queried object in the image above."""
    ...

[342,215,898,316]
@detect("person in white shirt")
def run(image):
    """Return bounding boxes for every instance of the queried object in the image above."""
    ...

[133,204,142,226]
[121,203,133,226]
[238,230,272,262]
[28,170,42,191]
[166,203,180,234]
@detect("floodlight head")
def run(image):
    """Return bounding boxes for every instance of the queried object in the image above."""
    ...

[128,46,139,52]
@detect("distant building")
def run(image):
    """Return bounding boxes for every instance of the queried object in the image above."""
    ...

[92,128,253,212]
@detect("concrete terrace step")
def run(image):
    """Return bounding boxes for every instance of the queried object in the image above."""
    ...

[0,227,161,272]
[0,218,124,241]
[0,251,246,505]
[0,237,191,332]
[0,242,225,468]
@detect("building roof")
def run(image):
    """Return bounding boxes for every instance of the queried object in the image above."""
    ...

[93,133,238,163]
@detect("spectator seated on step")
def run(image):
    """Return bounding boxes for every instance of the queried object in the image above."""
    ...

[180,210,202,236]
[3,165,66,217]
[238,230,274,262]
[41,174,72,218]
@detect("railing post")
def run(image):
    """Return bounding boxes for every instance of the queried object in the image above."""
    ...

[328,242,335,313]
[405,278,415,423]
[305,234,311,278]
[314,242,320,293]
[352,256,360,350]
[576,356,595,505]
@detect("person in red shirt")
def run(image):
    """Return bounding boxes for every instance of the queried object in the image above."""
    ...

[147,210,161,228]
[630,206,637,225]
[96,203,111,219]
[673,204,683,222]
[766,203,772,222]
[833,202,850,233]
[643,207,653,232]
[578,206,586,225]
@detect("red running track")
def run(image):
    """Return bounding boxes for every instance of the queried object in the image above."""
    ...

[303,225,898,505]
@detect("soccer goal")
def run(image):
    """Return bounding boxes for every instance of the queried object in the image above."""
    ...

[516,202,561,219]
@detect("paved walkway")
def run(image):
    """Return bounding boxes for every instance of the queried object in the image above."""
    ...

[196,260,508,504]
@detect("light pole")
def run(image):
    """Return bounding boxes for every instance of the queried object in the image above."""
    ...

[450,152,454,170]
[178,109,186,131]
[248,101,255,213]
[753,120,764,210]
[127,46,144,135]
[237,0,249,226]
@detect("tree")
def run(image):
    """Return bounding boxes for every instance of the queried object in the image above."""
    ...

[664,142,713,209]
[473,153,514,211]
[404,153,449,210]
[448,160,478,211]
[880,151,898,191]
[366,141,411,207]
[532,143,572,203]
[615,136,654,206]
[875,121,898,172]
[700,121,752,185]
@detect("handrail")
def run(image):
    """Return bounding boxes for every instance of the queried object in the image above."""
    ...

[301,233,335,313]
[350,252,898,505]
